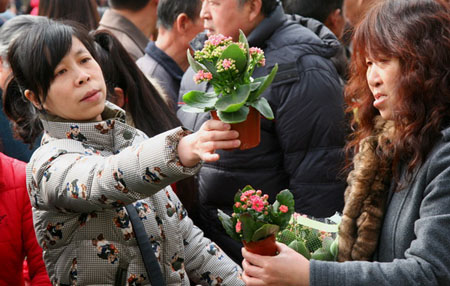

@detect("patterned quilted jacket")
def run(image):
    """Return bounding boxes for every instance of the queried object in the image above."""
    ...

[27,102,244,286]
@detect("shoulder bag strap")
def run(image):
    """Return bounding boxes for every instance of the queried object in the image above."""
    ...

[125,204,166,286]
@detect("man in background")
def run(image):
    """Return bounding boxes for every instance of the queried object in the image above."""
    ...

[99,0,158,60]
[137,0,203,110]
[178,0,346,264]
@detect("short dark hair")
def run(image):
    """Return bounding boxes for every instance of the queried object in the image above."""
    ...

[239,0,278,17]
[157,0,202,29]
[282,0,343,23]
[4,20,98,145]
[107,0,150,11]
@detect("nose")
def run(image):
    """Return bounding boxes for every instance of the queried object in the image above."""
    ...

[76,69,90,86]
[200,0,210,21]
[367,65,382,88]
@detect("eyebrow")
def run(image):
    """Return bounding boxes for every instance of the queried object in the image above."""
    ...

[74,48,90,56]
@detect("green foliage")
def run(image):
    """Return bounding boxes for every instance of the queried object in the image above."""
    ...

[181,30,277,124]
[218,185,295,243]
[276,214,339,261]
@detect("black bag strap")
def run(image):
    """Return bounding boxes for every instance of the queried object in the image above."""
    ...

[125,204,166,286]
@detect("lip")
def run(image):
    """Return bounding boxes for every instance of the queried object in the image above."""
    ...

[81,89,101,102]
[373,93,386,100]
[373,93,388,109]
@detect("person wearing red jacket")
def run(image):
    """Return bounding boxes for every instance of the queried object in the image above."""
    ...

[0,152,50,285]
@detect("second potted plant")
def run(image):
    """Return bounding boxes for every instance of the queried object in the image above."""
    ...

[218,185,294,256]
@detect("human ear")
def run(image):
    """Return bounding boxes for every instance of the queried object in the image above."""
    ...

[246,0,262,22]
[113,87,125,108]
[24,89,43,110]
[176,13,189,33]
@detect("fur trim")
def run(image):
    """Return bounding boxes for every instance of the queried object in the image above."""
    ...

[338,117,394,261]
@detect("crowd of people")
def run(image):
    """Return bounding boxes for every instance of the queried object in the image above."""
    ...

[0,0,449,285]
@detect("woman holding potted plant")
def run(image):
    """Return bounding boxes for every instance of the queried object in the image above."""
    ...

[242,0,450,285]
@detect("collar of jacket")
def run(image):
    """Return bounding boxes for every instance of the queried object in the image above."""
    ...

[145,41,184,82]
[39,101,138,153]
[286,14,341,59]
[247,3,286,49]
[99,9,148,54]
[338,116,395,262]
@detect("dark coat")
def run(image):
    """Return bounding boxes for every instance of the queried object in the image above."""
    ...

[177,5,346,263]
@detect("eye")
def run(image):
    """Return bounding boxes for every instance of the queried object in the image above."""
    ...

[365,60,372,66]
[55,68,67,77]
[80,57,92,64]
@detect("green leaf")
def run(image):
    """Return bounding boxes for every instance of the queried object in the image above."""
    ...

[311,247,334,261]
[239,30,251,72]
[252,224,279,242]
[250,81,261,92]
[322,236,334,252]
[182,91,217,110]
[241,185,255,192]
[216,106,249,124]
[180,105,206,113]
[250,97,274,120]
[248,64,278,102]
[202,60,219,78]
[220,43,247,72]
[330,236,339,260]
[217,209,240,241]
[277,229,296,245]
[270,189,295,229]
[288,240,311,260]
[187,49,204,73]
[215,84,251,112]
[276,189,295,210]
[240,213,258,242]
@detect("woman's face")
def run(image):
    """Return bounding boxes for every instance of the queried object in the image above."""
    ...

[366,57,401,121]
[42,37,106,121]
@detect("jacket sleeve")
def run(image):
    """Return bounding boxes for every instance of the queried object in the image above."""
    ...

[175,194,245,285]
[310,148,450,285]
[27,127,201,213]
[273,58,346,217]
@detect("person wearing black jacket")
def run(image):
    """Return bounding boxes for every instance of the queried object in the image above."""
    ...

[177,0,346,264]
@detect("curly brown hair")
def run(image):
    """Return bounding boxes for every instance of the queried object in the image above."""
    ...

[344,0,450,180]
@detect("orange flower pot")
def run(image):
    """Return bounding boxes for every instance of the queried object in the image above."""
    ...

[211,107,261,150]
[242,234,278,256]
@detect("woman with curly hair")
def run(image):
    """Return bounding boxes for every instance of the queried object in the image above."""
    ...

[241,0,450,285]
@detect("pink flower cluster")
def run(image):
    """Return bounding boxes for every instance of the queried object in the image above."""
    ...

[205,34,232,47]
[193,70,213,84]
[237,189,269,214]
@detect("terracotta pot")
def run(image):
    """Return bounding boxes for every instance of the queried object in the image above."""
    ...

[211,107,261,150]
[242,234,278,256]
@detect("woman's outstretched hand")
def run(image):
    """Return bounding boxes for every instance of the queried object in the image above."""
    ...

[178,119,240,167]
[242,242,310,286]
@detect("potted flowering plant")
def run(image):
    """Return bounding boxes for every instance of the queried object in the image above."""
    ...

[181,30,278,150]
[277,213,340,261]
[218,185,294,256]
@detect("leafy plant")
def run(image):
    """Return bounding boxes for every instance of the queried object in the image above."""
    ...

[277,213,340,261]
[181,30,278,124]
[218,185,294,243]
